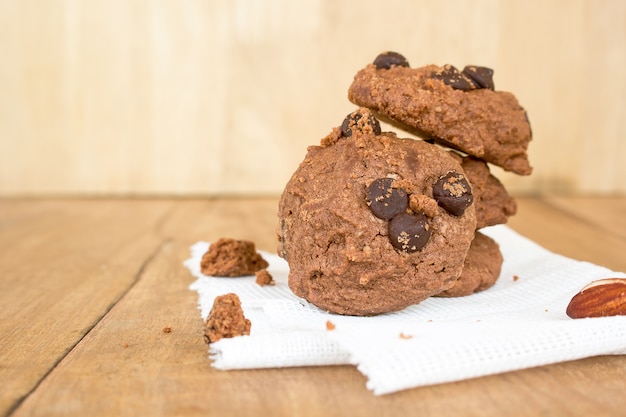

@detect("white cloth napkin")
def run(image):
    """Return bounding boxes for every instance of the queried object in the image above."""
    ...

[185,225,626,395]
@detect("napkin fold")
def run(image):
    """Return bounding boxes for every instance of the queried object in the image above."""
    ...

[185,225,626,395]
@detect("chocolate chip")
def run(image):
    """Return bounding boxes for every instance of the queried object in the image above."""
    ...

[432,172,474,216]
[433,64,474,91]
[341,110,382,137]
[462,65,495,90]
[373,52,410,70]
[366,178,408,220]
[388,213,431,253]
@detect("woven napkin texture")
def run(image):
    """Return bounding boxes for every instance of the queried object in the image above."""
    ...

[185,225,626,395]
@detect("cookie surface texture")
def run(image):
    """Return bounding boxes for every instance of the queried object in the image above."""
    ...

[278,115,477,315]
[436,231,503,297]
[348,63,532,175]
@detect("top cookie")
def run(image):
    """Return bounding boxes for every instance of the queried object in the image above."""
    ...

[348,52,533,175]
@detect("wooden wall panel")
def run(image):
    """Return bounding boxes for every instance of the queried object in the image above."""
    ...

[1,0,624,196]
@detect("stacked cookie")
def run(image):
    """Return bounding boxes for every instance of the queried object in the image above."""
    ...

[277,52,531,315]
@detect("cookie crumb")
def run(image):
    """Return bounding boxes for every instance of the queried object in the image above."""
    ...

[409,194,439,218]
[201,238,269,277]
[320,127,343,147]
[121,342,129,348]
[326,320,336,331]
[513,275,519,282]
[255,269,275,286]
[399,332,413,339]
[204,293,251,344]
[162,326,172,334]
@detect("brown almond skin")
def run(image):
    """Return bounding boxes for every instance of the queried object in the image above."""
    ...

[566,278,626,319]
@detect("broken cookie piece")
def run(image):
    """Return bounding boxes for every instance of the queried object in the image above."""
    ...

[204,293,251,343]
[200,238,269,277]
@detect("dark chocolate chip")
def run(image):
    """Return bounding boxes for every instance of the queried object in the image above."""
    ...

[388,213,431,253]
[366,178,408,220]
[341,111,382,137]
[462,65,495,90]
[433,64,474,91]
[373,51,410,70]
[432,171,474,216]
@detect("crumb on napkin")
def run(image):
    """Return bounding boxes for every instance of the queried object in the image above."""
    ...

[204,293,251,344]
[255,269,275,286]
[200,238,268,277]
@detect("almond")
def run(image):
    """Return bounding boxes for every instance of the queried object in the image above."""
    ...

[566,278,626,319]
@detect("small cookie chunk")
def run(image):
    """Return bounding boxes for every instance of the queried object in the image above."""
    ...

[200,238,269,277]
[255,269,275,286]
[277,109,477,315]
[204,293,251,343]
[436,232,503,297]
[455,154,517,229]
[348,54,532,175]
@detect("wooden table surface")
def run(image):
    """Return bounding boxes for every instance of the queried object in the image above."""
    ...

[1,196,625,417]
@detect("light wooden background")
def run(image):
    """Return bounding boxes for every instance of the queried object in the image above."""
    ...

[1,0,625,196]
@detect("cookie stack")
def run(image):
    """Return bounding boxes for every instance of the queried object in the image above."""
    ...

[277,52,532,316]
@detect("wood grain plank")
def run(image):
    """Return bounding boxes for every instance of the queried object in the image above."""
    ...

[157,198,281,252]
[0,199,173,416]
[508,197,626,273]
[8,198,626,417]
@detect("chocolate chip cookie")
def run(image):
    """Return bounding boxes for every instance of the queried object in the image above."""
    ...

[348,52,532,175]
[277,109,477,315]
